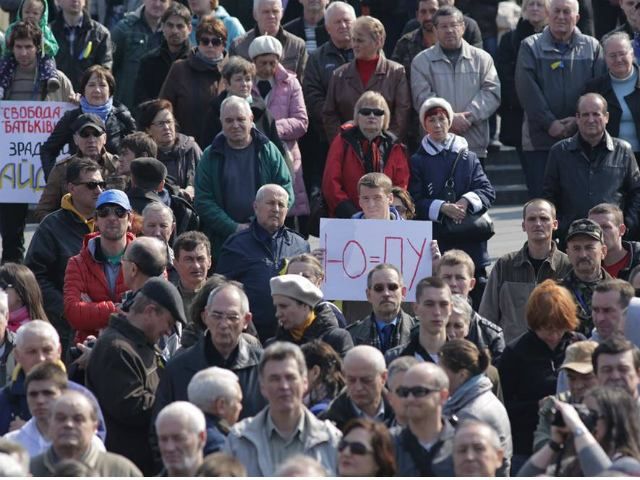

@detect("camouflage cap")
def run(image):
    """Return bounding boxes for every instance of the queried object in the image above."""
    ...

[566,218,603,243]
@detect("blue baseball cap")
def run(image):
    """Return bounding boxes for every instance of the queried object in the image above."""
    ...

[96,189,132,211]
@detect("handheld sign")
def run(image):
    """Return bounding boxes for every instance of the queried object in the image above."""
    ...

[320,218,433,301]
[0,101,75,203]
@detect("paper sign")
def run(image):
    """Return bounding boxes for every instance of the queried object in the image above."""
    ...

[0,101,75,203]
[320,218,433,301]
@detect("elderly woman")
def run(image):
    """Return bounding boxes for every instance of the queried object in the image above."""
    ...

[322,91,409,218]
[338,418,396,476]
[498,279,582,470]
[160,16,227,144]
[248,35,310,224]
[409,97,495,299]
[323,15,410,143]
[267,274,353,357]
[40,65,136,179]
[137,99,202,200]
[584,32,640,158]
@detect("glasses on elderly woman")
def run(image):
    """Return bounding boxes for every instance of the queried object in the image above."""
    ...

[359,108,385,117]
[200,36,223,47]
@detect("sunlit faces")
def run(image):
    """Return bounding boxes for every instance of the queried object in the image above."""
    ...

[221,103,253,148]
[68,169,104,217]
[324,5,354,48]
[423,111,450,142]
[147,109,176,148]
[259,357,308,414]
[365,268,405,321]
[576,95,609,143]
[173,244,211,291]
[74,127,106,158]
[438,263,475,296]
[566,236,607,281]
[273,295,311,330]
[254,54,279,79]
[255,0,282,35]
[588,212,625,254]
[21,0,44,24]
[596,349,640,397]
[548,0,579,40]
[337,427,378,476]
[604,37,634,80]
[434,14,464,50]
[83,73,110,106]
[358,185,393,219]
[95,203,131,242]
[227,73,253,98]
[157,415,205,475]
[351,27,381,60]
[522,0,548,27]
[162,14,191,48]
[12,38,37,69]
[417,0,438,32]
[253,187,288,233]
[592,289,626,340]
[26,379,64,422]
[14,332,60,374]
[414,286,452,335]
[344,355,387,414]
[522,201,557,242]
[203,288,250,355]
[446,311,469,340]
[453,424,504,477]
[49,393,98,454]
[565,369,597,402]
[142,209,175,242]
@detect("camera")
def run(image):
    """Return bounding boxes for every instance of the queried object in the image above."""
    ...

[551,403,598,432]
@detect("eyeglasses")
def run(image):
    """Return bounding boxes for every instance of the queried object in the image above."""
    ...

[74,181,107,190]
[207,311,242,323]
[396,386,438,398]
[96,205,128,218]
[358,107,385,117]
[151,119,174,128]
[372,283,400,293]
[338,440,373,455]
[200,36,223,47]
[78,129,103,138]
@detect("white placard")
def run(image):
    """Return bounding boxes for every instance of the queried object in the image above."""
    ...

[0,101,75,203]
[320,218,433,301]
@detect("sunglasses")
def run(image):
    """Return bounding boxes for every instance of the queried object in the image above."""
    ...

[74,181,107,190]
[338,440,373,455]
[78,129,103,138]
[96,205,128,218]
[396,386,437,398]
[358,107,385,117]
[200,36,223,47]
[372,283,400,293]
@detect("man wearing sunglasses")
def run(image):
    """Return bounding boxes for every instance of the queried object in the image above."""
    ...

[392,361,455,476]
[35,114,118,221]
[64,189,135,344]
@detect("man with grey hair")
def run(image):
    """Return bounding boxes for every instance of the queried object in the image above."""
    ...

[224,341,341,476]
[187,366,244,454]
[0,290,15,387]
[216,184,310,341]
[453,420,505,477]
[154,283,265,426]
[284,0,329,53]
[195,96,295,259]
[386,356,420,426]
[392,362,455,476]
[274,454,329,476]
[156,401,207,476]
[230,0,307,80]
[321,345,395,429]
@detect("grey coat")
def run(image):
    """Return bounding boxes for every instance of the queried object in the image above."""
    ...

[346,310,416,353]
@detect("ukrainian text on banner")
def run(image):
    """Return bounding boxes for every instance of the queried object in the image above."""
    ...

[320,218,433,301]
[0,101,75,203]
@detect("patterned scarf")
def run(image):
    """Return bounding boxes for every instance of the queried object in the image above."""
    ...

[80,95,113,124]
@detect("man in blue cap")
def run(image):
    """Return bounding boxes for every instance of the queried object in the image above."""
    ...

[63,189,135,345]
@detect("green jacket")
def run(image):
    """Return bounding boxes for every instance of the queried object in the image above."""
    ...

[4,0,58,56]
[195,128,294,257]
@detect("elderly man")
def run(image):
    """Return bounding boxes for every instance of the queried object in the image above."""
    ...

[216,184,309,341]
[36,114,119,220]
[593,333,640,400]
[86,278,186,474]
[516,0,606,198]
[121,237,168,293]
[480,199,572,343]
[560,219,612,335]
[386,356,419,427]
[63,189,135,343]
[187,366,243,454]
[392,362,455,476]
[0,321,105,438]
[321,345,394,429]
[591,280,636,343]
[347,264,416,353]
[30,391,142,476]
[154,283,266,423]
[230,0,307,80]
[142,202,176,244]
[195,96,294,257]
[155,401,206,476]
[543,93,640,243]
[268,274,353,356]
[224,342,341,476]
[411,5,500,162]
[453,420,505,477]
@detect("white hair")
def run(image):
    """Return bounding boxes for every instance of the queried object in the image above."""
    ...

[187,367,240,411]
[0,290,7,320]
[220,95,253,119]
[602,31,632,52]
[450,294,473,324]
[550,0,578,13]
[15,320,60,350]
[324,1,355,24]
[344,345,386,373]
[156,401,206,434]
[206,283,250,316]
[455,419,502,451]
[142,202,175,223]
[255,183,288,203]
[274,454,328,477]
[253,0,282,13]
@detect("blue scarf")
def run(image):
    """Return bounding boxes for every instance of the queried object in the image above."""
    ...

[80,96,113,124]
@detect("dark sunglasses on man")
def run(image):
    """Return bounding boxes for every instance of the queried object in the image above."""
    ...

[395,386,438,398]
[96,205,128,218]
[74,181,107,190]
[200,36,223,47]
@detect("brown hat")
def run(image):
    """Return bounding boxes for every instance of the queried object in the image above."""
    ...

[566,218,603,243]
[559,340,598,374]
[270,274,323,307]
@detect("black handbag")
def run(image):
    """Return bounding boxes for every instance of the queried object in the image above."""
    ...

[434,149,495,243]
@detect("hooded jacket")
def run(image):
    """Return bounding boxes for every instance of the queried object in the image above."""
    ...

[157,132,202,190]
[189,6,245,49]
[3,0,57,56]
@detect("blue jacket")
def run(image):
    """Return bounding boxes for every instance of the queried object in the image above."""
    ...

[216,220,309,341]
[190,6,245,49]
[204,413,229,455]
[409,140,495,267]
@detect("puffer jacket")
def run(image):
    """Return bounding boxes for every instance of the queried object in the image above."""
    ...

[223,406,341,476]
[322,124,409,218]
[63,231,134,342]
[323,55,410,142]
[442,374,512,475]
[40,103,136,179]
[259,63,309,216]
[158,132,202,190]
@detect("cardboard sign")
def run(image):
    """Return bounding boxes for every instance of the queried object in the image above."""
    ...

[320,218,433,301]
[0,101,75,203]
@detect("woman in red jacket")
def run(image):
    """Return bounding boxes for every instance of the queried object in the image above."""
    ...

[322,91,409,218]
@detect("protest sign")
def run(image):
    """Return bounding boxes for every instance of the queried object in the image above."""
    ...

[320,218,433,301]
[0,101,75,203]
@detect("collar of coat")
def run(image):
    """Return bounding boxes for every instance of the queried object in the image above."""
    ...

[513,240,563,269]
[566,131,615,152]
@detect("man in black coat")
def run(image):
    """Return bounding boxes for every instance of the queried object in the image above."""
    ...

[283,0,330,53]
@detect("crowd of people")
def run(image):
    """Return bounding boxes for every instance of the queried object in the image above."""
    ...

[1,0,640,476]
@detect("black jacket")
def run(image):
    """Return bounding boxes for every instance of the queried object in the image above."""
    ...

[619,240,640,281]
[467,311,505,364]
[153,332,266,421]
[127,184,199,236]
[320,388,395,431]
[40,103,136,179]
[385,329,438,365]
[347,310,416,354]
[283,17,329,48]
[0,331,15,388]
[266,302,354,357]
[49,11,113,90]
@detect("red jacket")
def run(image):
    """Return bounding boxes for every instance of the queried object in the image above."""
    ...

[322,124,410,218]
[64,231,134,343]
